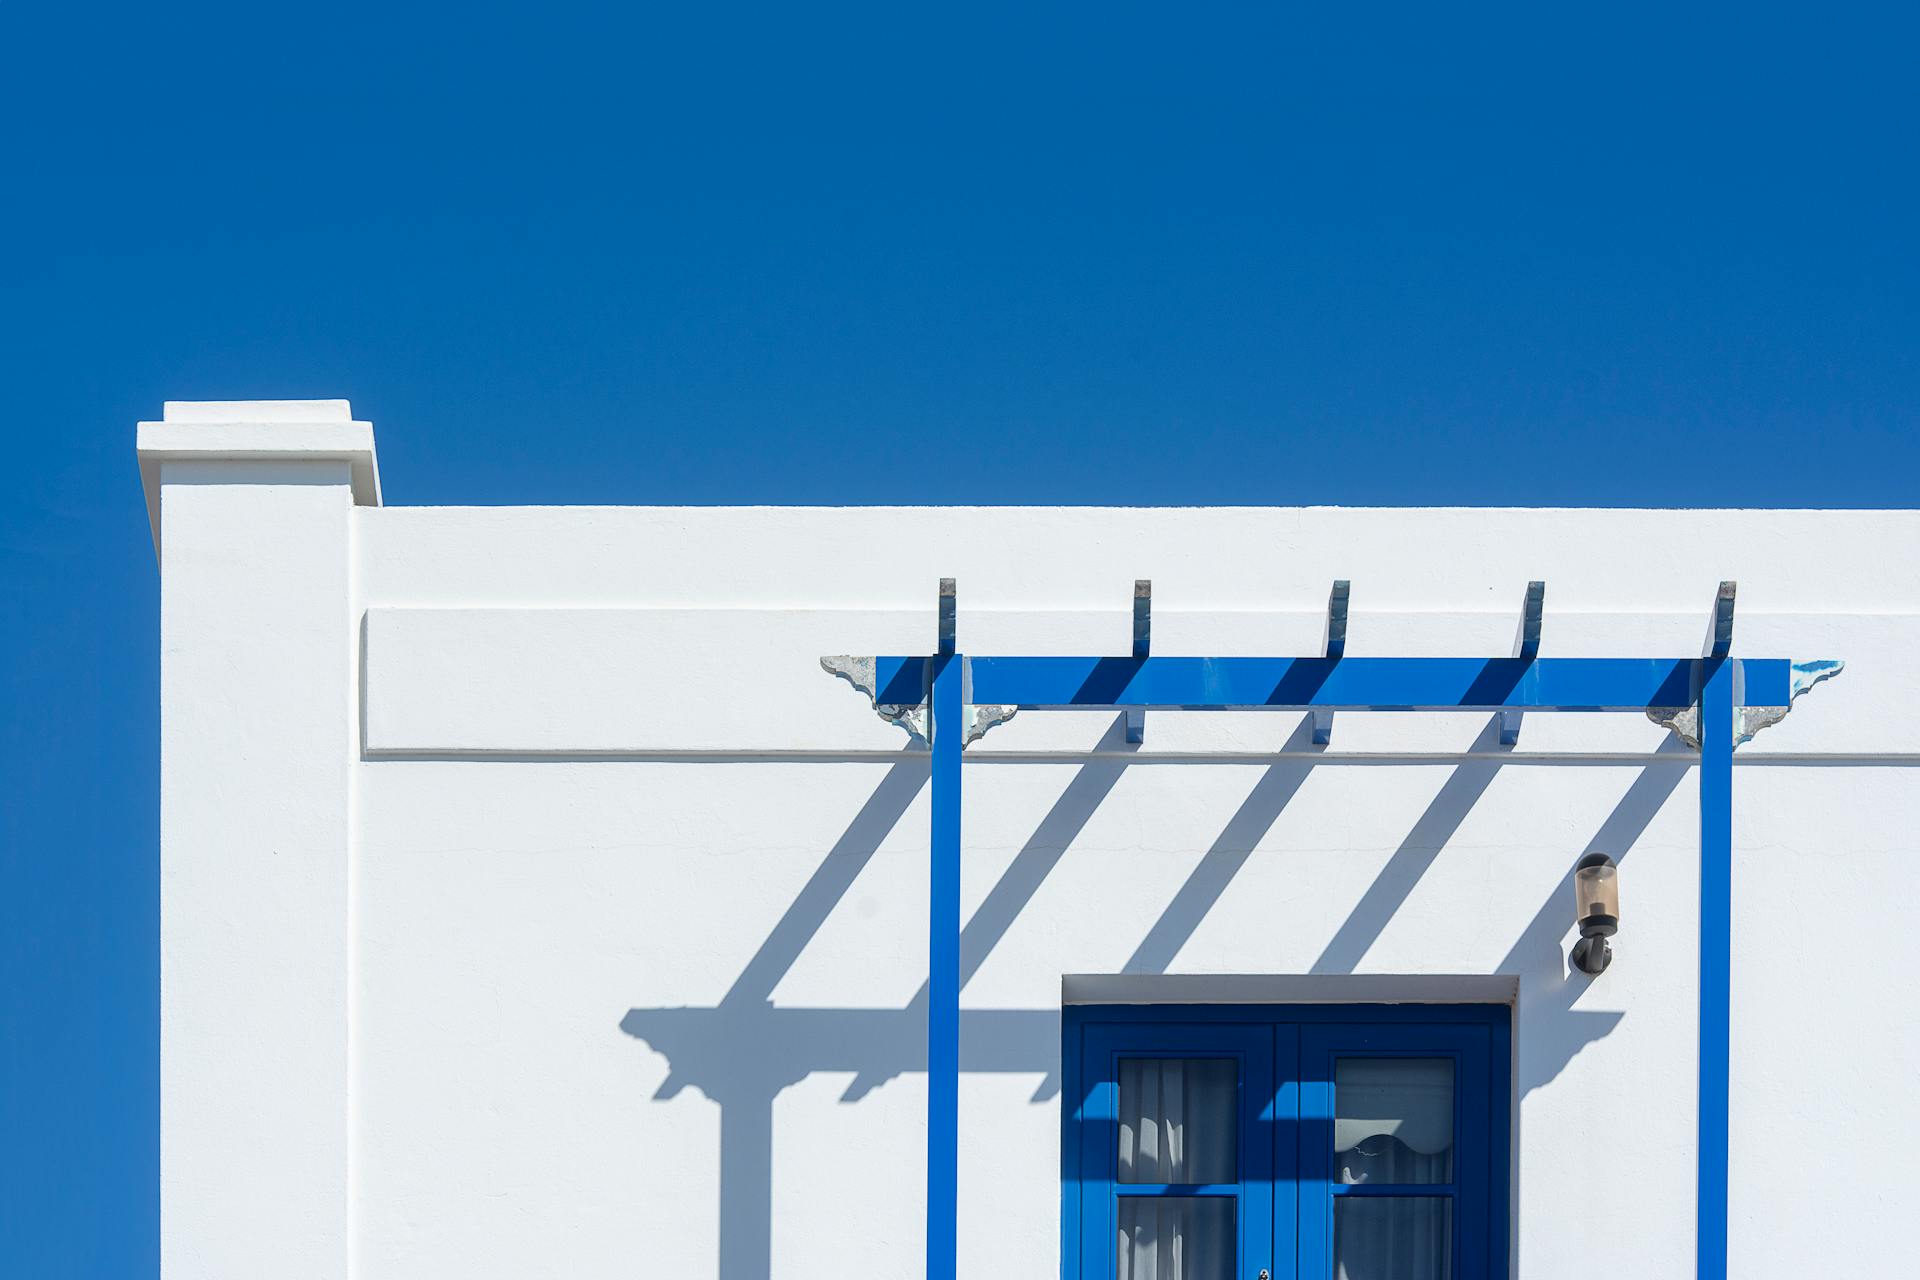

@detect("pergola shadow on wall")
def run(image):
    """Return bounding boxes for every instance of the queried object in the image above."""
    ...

[618,569,1770,1280]
[619,752,1684,1276]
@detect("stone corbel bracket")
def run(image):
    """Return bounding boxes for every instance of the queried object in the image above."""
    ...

[820,656,1018,748]
[1647,659,1845,747]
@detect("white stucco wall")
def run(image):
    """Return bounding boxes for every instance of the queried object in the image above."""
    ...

[146,404,1919,1279]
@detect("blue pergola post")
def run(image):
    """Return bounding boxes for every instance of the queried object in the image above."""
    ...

[926,582,962,1280]
[1697,654,1734,1280]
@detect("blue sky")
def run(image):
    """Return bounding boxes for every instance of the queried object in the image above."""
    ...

[3,4,1917,1272]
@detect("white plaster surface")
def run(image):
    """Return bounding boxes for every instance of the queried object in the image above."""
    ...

[149,407,1919,1279]
[158,458,355,1278]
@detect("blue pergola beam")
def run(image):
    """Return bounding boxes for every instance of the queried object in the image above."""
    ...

[873,655,1795,712]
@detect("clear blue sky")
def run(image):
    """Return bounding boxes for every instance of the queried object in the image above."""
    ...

[3,4,1916,1272]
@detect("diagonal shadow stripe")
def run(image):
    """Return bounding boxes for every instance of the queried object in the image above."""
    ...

[721,760,927,1007]
[1499,745,1691,1095]
[1310,716,1510,974]
[959,757,1129,990]
[850,730,1135,1100]
[1125,718,1321,973]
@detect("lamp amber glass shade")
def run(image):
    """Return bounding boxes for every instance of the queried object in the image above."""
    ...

[1575,860,1619,922]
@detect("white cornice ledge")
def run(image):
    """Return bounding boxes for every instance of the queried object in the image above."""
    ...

[138,400,381,553]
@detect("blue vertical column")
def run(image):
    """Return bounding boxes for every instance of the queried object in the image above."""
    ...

[1697,656,1734,1280]
[926,577,962,1280]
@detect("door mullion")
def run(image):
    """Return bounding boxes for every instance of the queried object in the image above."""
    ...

[1273,1021,1301,1280]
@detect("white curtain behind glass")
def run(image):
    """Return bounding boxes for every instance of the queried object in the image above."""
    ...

[1116,1059,1238,1280]
[1117,1058,1237,1184]
[1334,1058,1453,1185]
[1333,1197,1451,1280]
[1118,1198,1234,1280]
[1332,1057,1454,1279]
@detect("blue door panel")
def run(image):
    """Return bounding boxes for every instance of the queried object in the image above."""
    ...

[1066,1005,1509,1280]
[1298,1022,1494,1280]
[1075,1022,1275,1280]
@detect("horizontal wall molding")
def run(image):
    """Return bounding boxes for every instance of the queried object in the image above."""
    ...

[358,749,1920,765]
[361,607,1910,757]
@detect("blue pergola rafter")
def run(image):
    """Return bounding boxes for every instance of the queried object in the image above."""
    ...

[831,578,1835,1280]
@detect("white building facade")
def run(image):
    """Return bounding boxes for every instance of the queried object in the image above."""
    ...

[142,401,1916,1280]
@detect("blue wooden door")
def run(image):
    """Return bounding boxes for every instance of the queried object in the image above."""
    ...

[1067,1006,1507,1280]
[1297,1022,1497,1280]
[1073,1022,1280,1280]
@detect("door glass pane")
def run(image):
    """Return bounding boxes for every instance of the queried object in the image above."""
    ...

[1117,1197,1235,1280]
[1333,1197,1451,1280]
[1118,1058,1237,1184]
[1334,1057,1453,1184]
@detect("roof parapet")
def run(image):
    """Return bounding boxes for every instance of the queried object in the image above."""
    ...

[137,400,380,554]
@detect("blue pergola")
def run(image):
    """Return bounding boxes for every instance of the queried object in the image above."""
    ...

[839,578,1827,1280]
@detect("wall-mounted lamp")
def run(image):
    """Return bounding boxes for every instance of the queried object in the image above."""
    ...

[1571,853,1620,975]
